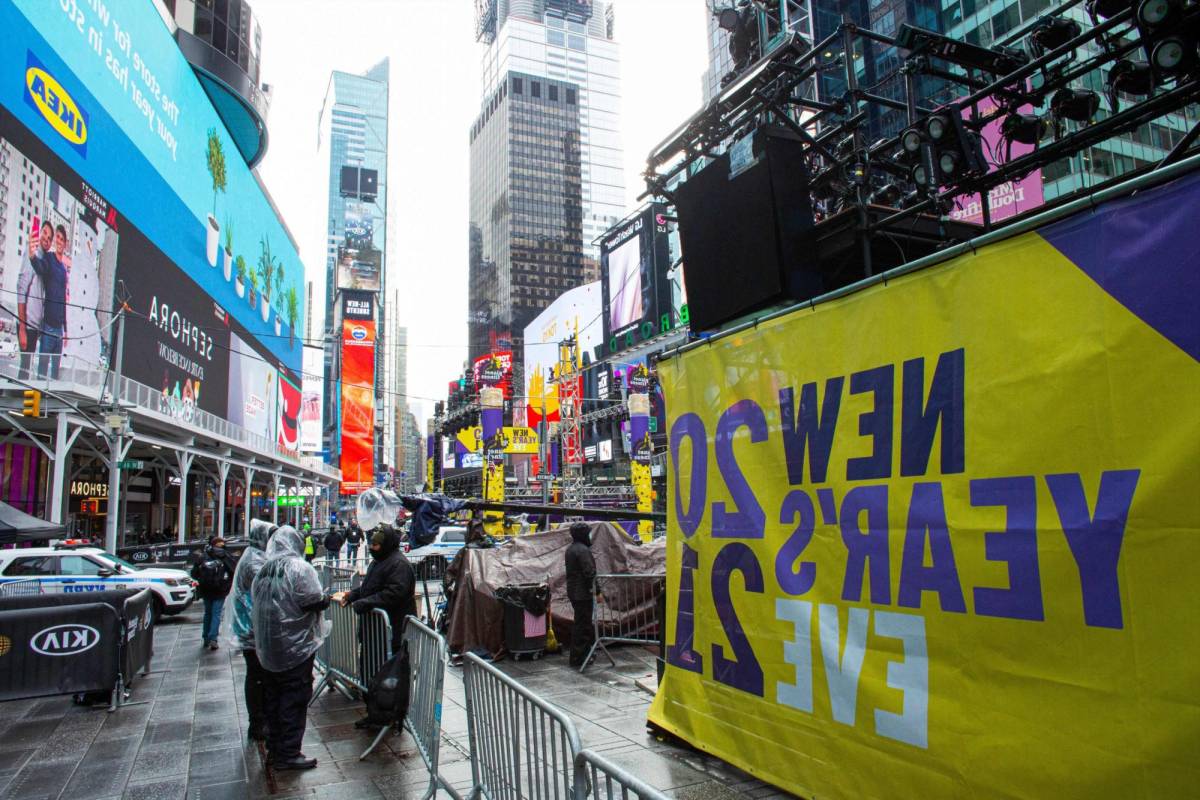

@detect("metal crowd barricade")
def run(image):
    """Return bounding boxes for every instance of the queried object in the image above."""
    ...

[581,573,666,672]
[360,617,462,799]
[573,749,669,800]
[311,562,394,703]
[0,578,46,597]
[463,651,584,800]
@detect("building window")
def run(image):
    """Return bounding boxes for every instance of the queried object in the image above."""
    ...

[532,81,541,98]
[567,34,586,51]
[512,77,523,94]
[548,29,565,46]
[549,85,558,101]
[566,87,577,104]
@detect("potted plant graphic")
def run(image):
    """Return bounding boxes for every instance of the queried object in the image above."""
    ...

[223,216,234,281]
[274,261,286,334]
[204,128,226,267]
[234,255,247,298]
[247,269,258,310]
[257,235,276,324]
[285,286,299,348]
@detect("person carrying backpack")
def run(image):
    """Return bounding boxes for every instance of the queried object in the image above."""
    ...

[192,535,238,650]
[323,526,345,566]
[345,525,363,562]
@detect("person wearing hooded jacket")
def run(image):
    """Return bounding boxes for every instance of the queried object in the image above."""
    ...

[251,526,331,770]
[230,519,277,742]
[333,524,415,652]
[191,535,238,650]
[565,522,602,668]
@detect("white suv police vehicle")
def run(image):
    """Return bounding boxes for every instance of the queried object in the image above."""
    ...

[0,545,194,621]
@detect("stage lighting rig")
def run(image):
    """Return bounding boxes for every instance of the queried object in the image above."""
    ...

[897,23,1029,74]
[1051,87,1102,120]
[1029,17,1083,59]
[1108,58,1156,97]
[1000,112,1054,145]
[898,110,986,192]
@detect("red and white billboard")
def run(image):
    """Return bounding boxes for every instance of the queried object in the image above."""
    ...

[340,318,376,494]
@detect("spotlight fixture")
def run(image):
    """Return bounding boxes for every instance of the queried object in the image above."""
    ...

[867,183,904,206]
[1136,0,1178,27]
[1000,113,1054,145]
[717,6,741,31]
[1108,59,1156,95]
[1051,87,1101,121]
[1086,0,1130,19]
[898,110,986,191]
[1029,16,1083,58]
[896,23,1029,73]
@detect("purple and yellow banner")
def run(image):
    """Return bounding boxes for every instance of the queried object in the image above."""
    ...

[649,171,1200,798]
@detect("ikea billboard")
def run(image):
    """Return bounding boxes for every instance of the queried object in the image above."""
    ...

[0,1,305,418]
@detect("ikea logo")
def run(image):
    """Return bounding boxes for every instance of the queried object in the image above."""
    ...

[24,53,88,156]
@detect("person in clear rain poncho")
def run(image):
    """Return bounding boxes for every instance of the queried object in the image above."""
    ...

[251,525,331,770]
[230,519,277,742]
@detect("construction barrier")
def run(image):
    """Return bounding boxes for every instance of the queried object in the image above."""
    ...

[581,573,665,673]
[574,749,669,800]
[0,587,154,710]
[463,651,583,800]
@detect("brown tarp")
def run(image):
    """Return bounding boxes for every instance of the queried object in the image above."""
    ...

[445,521,665,658]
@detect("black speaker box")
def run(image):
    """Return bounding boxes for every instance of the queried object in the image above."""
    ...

[674,126,821,332]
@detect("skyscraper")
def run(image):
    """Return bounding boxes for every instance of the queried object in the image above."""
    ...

[470,0,624,371]
[318,59,389,485]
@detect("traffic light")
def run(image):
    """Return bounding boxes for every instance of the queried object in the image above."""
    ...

[21,389,41,418]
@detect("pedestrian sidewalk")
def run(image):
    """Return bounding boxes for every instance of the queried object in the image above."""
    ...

[0,605,796,798]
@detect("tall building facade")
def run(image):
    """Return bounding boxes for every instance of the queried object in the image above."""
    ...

[470,0,624,371]
[318,59,390,483]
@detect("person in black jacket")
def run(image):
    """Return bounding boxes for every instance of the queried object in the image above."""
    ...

[323,526,345,565]
[345,524,363,561]
[565,522,601,668]
[192,535,238,651]
[333,525,415,719]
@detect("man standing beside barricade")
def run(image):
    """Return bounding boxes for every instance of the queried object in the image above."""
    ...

[345,524,362,563]
[332,524,415,726]
[565,522,601,668]
[230,519,276,742]
[252,526,331,771]
[323,526,345,566]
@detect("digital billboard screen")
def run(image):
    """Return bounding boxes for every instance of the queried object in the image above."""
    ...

[599,204,672,346]
[300,345,323,453]
[0,0,307,401]
[340,318,376,494]
[607,234,642,333]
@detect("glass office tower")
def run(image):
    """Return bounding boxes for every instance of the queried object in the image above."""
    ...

[318,59,389,473]
[468,71,585,369]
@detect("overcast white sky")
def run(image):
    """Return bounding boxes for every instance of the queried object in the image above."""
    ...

[250,0,709,424]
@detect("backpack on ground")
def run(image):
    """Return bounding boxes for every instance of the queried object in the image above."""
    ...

[364,644,411,727]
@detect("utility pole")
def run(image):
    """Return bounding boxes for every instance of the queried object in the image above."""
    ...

[104,306,129,553]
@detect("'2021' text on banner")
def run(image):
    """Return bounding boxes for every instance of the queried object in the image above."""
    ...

[649,171,1200,799]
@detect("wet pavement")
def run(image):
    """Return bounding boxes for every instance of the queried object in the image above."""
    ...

[0,604,796,798]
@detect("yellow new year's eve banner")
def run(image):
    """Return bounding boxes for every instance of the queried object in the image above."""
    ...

[649,179,1200,799]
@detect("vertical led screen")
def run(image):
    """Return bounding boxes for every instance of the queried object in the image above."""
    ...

[300,345,323,453]
[600,204,673,352]
[340,318,375,494]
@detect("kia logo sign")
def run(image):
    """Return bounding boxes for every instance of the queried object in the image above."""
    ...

[351,326,367,341]
[31,624,100,656]
[131,551,150,562]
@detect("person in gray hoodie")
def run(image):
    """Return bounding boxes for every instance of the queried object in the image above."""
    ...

[230,519,277,741]
[252,526,330,770]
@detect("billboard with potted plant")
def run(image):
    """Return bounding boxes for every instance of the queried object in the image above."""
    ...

[0,0,306,389]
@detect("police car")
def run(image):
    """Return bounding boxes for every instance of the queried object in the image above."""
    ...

[0,544,195,621]
[406,526,467,579]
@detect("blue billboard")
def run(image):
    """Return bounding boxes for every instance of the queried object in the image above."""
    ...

[0,0,305,388]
